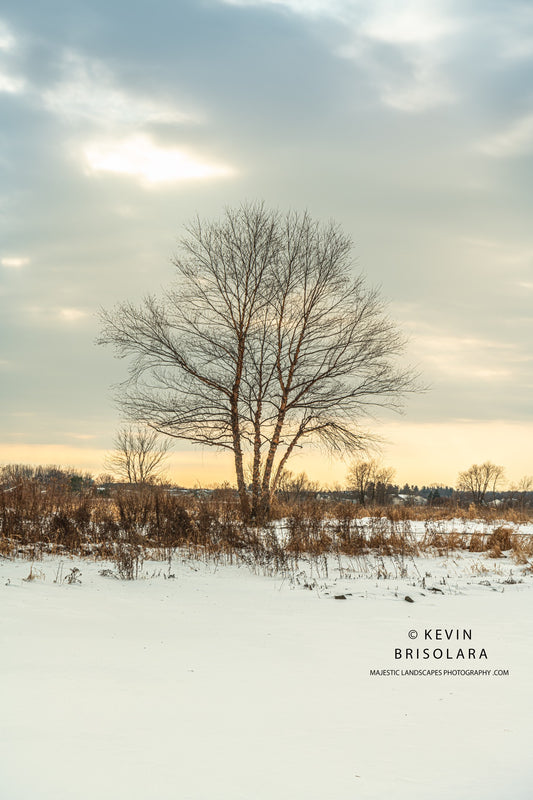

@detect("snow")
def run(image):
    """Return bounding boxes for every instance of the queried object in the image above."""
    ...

[1,548,532,800]
[271,514,533,546]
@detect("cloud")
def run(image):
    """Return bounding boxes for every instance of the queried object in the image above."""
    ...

[0,33,195,125]
[0,19,25,93]
[371,51,454,112]
[336,32,455,111]
[224,0,458,49]
[0,35,236,189]
[460,237,533,271]
[58,308,88,322]
[477,113,533,158]
[221,0,339,16]
[502,35,533,60]
[0,19,16,51]
[22,306,90,325]
[358,1,458,46]
[0,40,236,186]
[409,329,527,382]
[497,4,533,60]
[0,69,25,94]
[220,0,458,111]
[83,134,234,185]
[1,256,29,268]
[42,51,194,129]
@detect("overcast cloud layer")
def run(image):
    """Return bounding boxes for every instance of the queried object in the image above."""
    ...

[1,0,532,484]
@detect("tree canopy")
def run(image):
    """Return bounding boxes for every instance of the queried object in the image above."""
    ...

[99,203,417,518]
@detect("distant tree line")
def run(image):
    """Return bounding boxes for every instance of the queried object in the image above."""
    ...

[1,457,531,510]
[0,464,94,492]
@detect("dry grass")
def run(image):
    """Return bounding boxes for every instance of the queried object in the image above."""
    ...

[1,479,531,578]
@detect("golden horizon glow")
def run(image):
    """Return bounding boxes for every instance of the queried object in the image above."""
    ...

[2,420,532,488]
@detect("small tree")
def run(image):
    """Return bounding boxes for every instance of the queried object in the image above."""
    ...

[372,465,396,505]
[346,458,395,505]
[457,461,505,505]
[276,469,320,502]
[509,475,533,509]
[99,203,417,519]
[105,424,171,484]
[346,459,376,504]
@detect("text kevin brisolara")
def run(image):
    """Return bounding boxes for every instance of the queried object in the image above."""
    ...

[395,628,488,660]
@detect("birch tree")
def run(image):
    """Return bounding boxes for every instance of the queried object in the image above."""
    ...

[99,203,416,518]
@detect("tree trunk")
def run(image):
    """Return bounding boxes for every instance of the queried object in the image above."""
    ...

[230,390,249,519]
[258,404,288,519]
[233,444,249,518]
[250,403,263,520]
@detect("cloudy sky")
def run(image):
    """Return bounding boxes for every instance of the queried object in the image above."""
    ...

[1,0,532,487]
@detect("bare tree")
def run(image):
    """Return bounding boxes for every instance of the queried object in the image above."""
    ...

[276,469,320,502]
[346,459,376,505]
[104,424,171,484]
[346,458,395,505]
[99,203,417,518]
[370,465,397,505]
[509,475,533,509]
[457,461,505,505]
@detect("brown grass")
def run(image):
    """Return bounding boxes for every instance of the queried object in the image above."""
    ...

[1,479,531,577]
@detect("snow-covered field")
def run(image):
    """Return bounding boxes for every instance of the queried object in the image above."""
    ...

[1,546,532,800]
[271,514,533,547]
